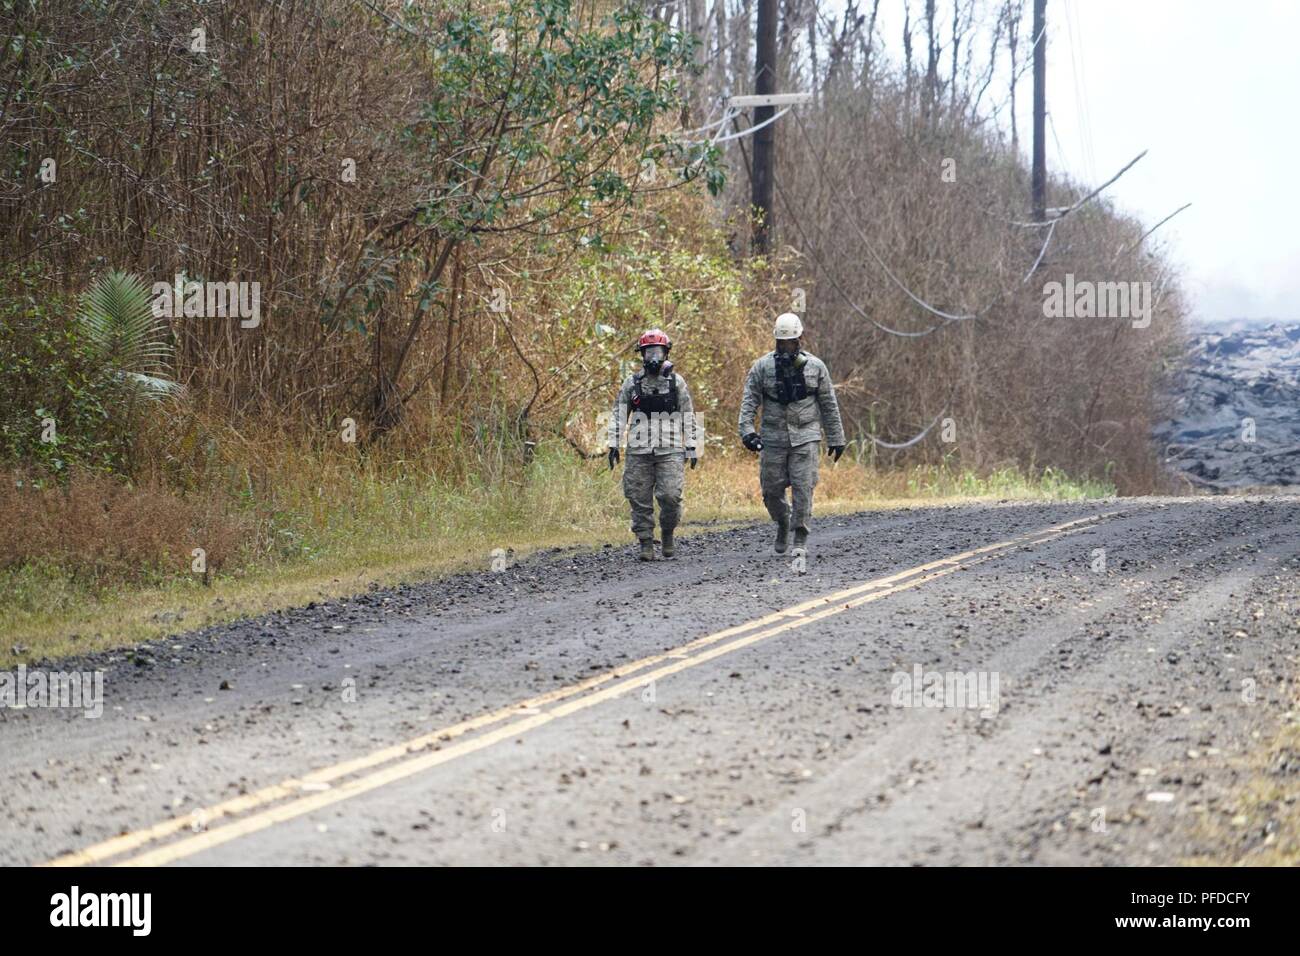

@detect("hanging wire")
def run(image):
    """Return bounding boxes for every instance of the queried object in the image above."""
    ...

[1022,217,1057,283]
[675,102,729,138]
[1009,150,1148,227]
[711,106,791,144]
[770,169,951,337]
[1111,203,1191,263]
[793,110,991,324]
[680,104,792,147]
[861,392,956,449]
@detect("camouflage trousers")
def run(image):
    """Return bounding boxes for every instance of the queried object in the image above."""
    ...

[622,451,685,541]
[759,440,820,534]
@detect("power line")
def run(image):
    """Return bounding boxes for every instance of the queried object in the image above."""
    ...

[1048,112,1069,179]
[729,114,953,448]
[784,113,1078,330]
[1022,217,1057,282]
[712,106,791,145]
[791,110,1051,326]
[1010,149,1148,227]
[859,393,955,449]
[771,166,948,337]
[1113,202,1192,262]
[791,112,978,322]
[1064,0,1097,182]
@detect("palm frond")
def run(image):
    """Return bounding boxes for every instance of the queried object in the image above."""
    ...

[117,371,187,400]
[78,270,172,372]
[77,270,182,404]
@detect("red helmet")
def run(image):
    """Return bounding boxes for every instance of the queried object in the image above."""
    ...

[637,328,671,352]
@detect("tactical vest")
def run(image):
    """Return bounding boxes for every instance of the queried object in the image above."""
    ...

[766,352,811,405]
[631,373,679,415]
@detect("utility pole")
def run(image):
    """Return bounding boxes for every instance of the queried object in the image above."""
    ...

[752,0,777,254]
[687,0,704,123]
[1031,0,1047,221]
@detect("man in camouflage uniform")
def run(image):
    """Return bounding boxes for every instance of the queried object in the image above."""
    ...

[608,329,701,560]
[738,313,846,554]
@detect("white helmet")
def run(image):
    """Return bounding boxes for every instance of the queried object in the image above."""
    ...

[774,312,803,340]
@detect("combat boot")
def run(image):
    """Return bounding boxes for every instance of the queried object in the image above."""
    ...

[774,516,790,554]
[639,539,656,561]
[793,528,808,550]
[661,529,675,557]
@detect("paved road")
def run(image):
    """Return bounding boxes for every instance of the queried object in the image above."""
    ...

[4,497,1298,866]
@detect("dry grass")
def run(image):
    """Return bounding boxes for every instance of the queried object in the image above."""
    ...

[1184,689,1300,867]
[0,470,246,586]
[0,443,1112,663]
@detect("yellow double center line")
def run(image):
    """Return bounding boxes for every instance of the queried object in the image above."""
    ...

[46,511,1115,867]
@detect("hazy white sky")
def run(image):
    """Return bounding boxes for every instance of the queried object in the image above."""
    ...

[1038,0,1300,328]
[862,0,1300,327]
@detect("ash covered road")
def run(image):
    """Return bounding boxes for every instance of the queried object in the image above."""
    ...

[4,497,1299,866]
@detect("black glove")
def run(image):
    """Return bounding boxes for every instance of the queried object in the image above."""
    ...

[687,451,698,470]
[828,444,845,462]
[608,448,620,470]
[742,433,763,452]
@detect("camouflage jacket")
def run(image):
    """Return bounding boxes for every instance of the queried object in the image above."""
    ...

[608,371,702,457]
[738,351,845,449]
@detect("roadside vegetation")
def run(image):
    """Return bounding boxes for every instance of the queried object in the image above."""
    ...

[1,441,1110,662]
[2,0,1174,658]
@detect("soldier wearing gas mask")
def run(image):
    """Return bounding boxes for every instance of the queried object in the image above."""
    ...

[608,329,701,560]
[738,313,846,554]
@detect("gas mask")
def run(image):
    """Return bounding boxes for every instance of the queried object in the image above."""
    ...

[774,348,809,404]
[641,345,668,376]
[774,348,807,372]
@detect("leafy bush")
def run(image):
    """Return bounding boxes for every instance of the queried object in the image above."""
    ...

[0,267,128,474]
[1,268,181,475]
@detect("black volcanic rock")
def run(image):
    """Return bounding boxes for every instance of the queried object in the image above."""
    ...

[1155,324,1300,489]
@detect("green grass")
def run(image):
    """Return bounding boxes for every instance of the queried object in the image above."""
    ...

[902,463,1116,500]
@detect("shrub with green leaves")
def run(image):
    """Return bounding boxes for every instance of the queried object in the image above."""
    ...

[75,269,182,405]
[1,268,115,474]
[0,268,180,475]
